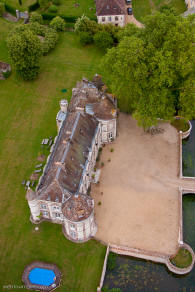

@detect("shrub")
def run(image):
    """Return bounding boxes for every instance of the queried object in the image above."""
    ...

[98,201,101,206]
[50,16,66,31]
[52,0,60,5]
[42,27,58,54]
[0,2,5,16]
[94,31,114,51]
[28,1,40,12]
[48,4,58,13]
[110,148,114,152]
[7,29,42,80]
[79,31,93,46]
[29,12,43,24]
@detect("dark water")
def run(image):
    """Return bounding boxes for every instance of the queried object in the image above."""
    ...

[103,194,195,292]
[182,120,195,177]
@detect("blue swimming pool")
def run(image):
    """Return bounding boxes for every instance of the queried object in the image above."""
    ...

[28,268,56,286]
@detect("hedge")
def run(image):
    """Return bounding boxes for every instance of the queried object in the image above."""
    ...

[4,3,16,16]
[28,1,40,12]
[41,12,97,23]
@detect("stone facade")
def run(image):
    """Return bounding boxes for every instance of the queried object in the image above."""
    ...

[26,75,117,243]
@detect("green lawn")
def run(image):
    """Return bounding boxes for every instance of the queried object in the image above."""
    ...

[133,0,186,22]
[4,0,35,10]
[0,17,105,291]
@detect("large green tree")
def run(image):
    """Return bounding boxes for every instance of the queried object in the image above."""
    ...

[7,28,42,80]
[101,12,195,128]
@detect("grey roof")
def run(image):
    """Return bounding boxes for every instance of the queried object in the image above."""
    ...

[37,112,98,202]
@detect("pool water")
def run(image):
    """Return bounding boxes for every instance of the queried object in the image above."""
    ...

[182,120,195,177]
[28,268,56,286]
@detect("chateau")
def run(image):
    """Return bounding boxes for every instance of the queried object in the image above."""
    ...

[26,75,117,242]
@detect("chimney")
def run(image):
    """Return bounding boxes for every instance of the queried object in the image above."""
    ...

[60,99,68,113]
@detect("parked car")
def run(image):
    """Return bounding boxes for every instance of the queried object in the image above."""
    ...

[126,0,132,4]
[127,7,133,15]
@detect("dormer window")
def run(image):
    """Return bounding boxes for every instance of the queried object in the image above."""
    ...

[106,5,109,9]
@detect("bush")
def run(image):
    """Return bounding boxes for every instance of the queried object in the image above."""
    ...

[3,70,11,79]
[50,16,66,31]
[79,31,93,46]
[52,0,60,5]
[4,3,16,16]
[42,12,77,23]
[29,12,43,24]
[28,1,40,12]
[48,4,58,13]
[94,31,114,51]
[171,117,190,132]
[42,27,58,54]
[0,2,5,16]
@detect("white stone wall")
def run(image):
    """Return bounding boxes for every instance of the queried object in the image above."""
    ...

[79,124,101,194]
[99,119,117,143]
[39,200,63,222]
[63,210,97,241]
[97,14,125,27]
[28,199,40,221]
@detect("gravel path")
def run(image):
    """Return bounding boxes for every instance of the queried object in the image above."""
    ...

[92,113,194,255]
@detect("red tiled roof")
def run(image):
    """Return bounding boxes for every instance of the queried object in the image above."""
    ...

[96,0,125,16]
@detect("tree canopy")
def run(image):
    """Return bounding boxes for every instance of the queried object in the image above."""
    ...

[101,12,195,128]
[7,29,42,80]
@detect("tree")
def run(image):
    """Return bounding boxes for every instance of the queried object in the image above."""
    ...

[94,30,114,51]
[75,14,99,35]
[7,29,42,80]
[39,0,49,9]
[101,12,195,128]
[50,16,66,31]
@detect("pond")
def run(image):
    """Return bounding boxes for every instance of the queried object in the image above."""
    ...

[182,120,195,177]
[103,193,195,292]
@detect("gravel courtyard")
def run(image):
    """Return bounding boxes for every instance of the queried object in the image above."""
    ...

[92,113,181,255]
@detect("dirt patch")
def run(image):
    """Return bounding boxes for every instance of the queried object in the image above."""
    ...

[92,113,180,255]
[37,155,45,162]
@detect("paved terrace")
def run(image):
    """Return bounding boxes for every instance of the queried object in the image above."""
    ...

[92,113,195,256]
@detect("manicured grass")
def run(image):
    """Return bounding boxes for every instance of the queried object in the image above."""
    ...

[171,117,190,132]
[0,17,105,291]
[4,0,35,10]
[171,248,193,268]
[132,0,186,22]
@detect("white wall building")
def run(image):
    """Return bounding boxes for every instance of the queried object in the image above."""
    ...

[96,0,126,27]
[26,75,117,243]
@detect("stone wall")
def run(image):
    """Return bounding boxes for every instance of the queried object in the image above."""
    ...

[97,244,110,292]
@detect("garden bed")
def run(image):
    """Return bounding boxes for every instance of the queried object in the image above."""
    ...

[170,248,192,268]
[171,117,190,132]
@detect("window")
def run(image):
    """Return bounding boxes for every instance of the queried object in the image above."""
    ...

[108,16,112,21]
[40,204,47,209]
[102,124,107,132]
[70,231,76,239]
[115,16,118,21]
[70,224,75,230]
[55,213,61,218]
[42,211,48,217]
[102,17,105,22]
[53,206,60,211]
[108,132,113,139]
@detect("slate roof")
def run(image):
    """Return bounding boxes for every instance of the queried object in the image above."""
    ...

[96,0,125,16]
[62,194,94,222]
[36,112,98,203]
